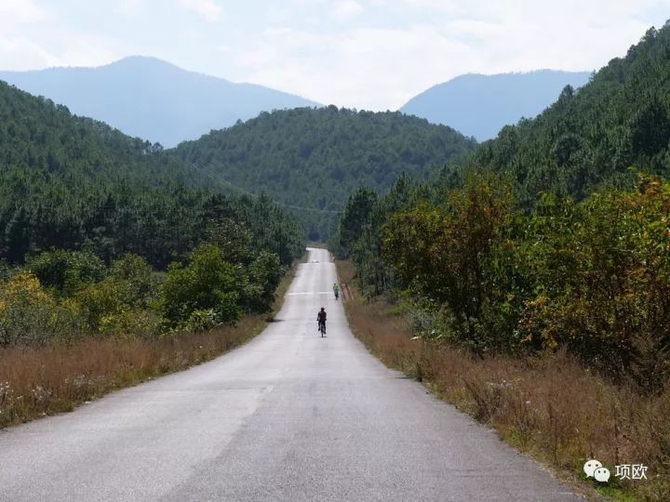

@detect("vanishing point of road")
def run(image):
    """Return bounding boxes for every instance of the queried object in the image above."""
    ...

[0,248,583,501]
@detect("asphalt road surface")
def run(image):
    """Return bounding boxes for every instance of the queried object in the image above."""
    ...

[0,248,583,501]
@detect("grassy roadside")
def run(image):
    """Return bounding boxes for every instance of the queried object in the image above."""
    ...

[0,260,298,430]
[335,259,669,502]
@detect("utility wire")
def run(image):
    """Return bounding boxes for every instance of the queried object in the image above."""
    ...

[187,159,344,214]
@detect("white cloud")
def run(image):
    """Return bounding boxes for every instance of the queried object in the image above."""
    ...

[178,0,223,22]
[0,36,57,70]
[236,24,480,109]
[0,0,48,32]
[332,0,364,21]
[115,0,147,17]
[54,33,125,68]
[0,0,668,109]
[234,0,670,109]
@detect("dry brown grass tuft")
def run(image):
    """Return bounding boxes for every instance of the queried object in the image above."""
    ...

[336,260,670,501]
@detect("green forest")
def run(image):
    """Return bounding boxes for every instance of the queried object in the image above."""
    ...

[338,24,670,391]
[175,106,477,240]
[474,26,670,203]
[0,81,304,344]
[0,78,477,344]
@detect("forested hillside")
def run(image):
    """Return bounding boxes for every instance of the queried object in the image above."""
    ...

[474,23,670,203]
[338,26,670,497]
[175,106,477,240]
[0,78,304,347]
[338,17,670,414]
[0,80,303,269]
[341,20,670,386]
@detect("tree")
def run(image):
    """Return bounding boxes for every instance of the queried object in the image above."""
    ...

[382,171,519,352]
[339,186,377,257]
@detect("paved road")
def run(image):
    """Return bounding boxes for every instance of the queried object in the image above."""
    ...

[0,248,582,501]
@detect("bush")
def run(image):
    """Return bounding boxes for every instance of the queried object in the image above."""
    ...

[382,171,520,353]
[240,251,282,313]
[520,176,670,388]
[177,309,223,333]
[109,254,158,308]
[160,243,242,326]
[0,271,84,346]
[71,254,161,334]
[98,308,162,338]
[26,249,106,297]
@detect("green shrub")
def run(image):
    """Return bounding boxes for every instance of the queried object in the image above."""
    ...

[26,249,106,297]
[72,254,161,334]
[160,243,242,326]
[109,254,158,308]
[0,271,84,345]
[98,308,162,338]
[177,309,223,333]
[520,176,670,388]
[241,251,282,313]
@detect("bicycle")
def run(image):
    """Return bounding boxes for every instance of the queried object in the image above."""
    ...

[318,320,326,337]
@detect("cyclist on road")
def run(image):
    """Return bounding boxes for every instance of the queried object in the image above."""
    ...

[333,282,339,300]
[317,307,327,333]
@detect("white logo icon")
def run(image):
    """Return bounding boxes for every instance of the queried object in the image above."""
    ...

[583,459,602,478]
[585,459,648,483]
[594,467,611,483]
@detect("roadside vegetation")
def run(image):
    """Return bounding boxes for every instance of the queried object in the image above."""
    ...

[337,260,669,501]
[0,255,297,429]
[0,222,301,429]
[0,85,305,427]
[334,24,670,501]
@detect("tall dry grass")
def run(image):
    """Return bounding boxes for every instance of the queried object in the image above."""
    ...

[0,319,261,428]
[0,262,296,429]
[336,260,670,501]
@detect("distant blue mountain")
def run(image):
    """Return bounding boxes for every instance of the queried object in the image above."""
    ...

[0,56,320,147]
[400,70,592,141]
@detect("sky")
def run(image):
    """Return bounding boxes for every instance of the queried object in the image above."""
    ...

[1,0,669,110]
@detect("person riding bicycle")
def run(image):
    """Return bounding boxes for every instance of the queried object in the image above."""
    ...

[317,307,327,332]
[333,282,339,299]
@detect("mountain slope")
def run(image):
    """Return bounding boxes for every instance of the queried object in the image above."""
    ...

[174,106,478,240]
[471,23,670,202]
[0,80,303,267]
[0,56,319,147]
[401,70,591,141]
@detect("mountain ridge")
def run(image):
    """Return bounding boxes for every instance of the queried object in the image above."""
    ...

[469,23,670,202]
[175,106,478,240]
[400,69,592,141]
[0,56,320,147]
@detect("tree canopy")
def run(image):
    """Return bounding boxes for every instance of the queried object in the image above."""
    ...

[337,23,670,392]
[0,80,303,268]
[175,105,477,240]
[469,24,670,203]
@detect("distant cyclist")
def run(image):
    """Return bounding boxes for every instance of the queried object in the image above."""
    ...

[317,307,327,334]
[333,282,339,300]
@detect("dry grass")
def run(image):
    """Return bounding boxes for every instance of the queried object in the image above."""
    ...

[0,322,258,427]
[0,261,297,429]
[336,260,670,501]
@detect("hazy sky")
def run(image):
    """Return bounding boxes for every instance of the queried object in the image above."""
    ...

[1,0,668,110]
